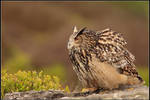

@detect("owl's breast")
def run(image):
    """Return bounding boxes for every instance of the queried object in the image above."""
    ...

[69,48,91,73]
[70,50,128,89]
[88,55,128,88]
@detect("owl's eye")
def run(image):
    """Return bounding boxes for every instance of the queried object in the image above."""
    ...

[74,36,83,43]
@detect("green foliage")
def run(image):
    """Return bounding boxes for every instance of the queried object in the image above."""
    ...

[137,67,149,86]
[3,47,67,83]
[1,70,70,98]
[64,85,70,93]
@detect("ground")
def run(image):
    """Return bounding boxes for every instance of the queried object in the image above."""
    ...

[4,85,149,100]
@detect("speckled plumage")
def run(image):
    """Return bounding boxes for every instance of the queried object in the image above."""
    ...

[67,27,144,89]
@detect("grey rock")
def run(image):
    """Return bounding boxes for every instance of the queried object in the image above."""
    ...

[4,85,149,100]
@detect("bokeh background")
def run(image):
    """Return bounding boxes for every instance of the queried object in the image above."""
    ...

[2,1,149,90]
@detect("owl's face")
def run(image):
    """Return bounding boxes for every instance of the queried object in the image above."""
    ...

[67,27,86,50]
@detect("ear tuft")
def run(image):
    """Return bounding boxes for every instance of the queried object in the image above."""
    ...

[76,27,87,37]
[73,26,78,33]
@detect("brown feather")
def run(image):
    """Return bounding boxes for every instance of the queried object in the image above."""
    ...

[68,27,144,89]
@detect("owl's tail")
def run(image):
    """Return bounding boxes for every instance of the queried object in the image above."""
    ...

[120,66,145,86]
[127,75,145,86]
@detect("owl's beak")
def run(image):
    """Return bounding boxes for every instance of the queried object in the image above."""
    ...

[73,26,78,34]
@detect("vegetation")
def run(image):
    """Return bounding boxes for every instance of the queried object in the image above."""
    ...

[1,70,70,98]
[1,66,148,98]
[1,2,148,98]
[137,67,149,86]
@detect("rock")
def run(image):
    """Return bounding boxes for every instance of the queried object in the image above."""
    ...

[4,85,149,100]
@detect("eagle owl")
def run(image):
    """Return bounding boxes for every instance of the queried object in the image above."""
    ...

[67,26,144,90]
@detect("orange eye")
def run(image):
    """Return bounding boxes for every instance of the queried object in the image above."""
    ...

[74,36,82,43]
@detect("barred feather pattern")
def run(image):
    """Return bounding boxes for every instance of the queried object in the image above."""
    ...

[68,27,144,88]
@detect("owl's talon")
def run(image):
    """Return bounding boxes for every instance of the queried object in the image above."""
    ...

[81,88,105,94]
[81,88,97,93]
[127,87,134,91]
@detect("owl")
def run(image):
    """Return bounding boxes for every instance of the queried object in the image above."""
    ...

[67,26,144,90]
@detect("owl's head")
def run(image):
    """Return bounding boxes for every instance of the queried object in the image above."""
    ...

[67,26,87,50]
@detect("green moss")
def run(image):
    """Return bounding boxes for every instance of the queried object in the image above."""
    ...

[1,70,70,98]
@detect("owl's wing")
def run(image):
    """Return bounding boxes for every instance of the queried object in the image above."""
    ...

[95,28,135,68]
[94,28,144,82]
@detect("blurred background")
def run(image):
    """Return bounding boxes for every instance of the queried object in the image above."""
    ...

[2,1,149,90]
